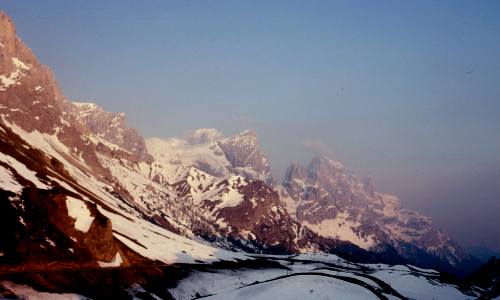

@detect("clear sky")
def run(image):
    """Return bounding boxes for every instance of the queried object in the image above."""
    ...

[2,0,500,252]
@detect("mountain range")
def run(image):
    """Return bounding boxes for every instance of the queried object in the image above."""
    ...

[0,11,494,299]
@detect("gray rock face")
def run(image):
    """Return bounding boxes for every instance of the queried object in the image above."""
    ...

[70,102,152,162]
[218,129,275,186]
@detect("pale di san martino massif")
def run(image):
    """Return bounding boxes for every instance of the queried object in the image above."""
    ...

[0,7,498,300]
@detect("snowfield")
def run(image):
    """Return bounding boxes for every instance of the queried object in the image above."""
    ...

[169,253,481,300]
[207,276,376,300]
[303,213,377,250]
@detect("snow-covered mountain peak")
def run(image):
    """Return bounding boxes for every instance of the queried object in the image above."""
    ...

[218,129,275,186]
[146,129,275,185]
[185,128,224,144]
[308,154,345,174]
[146,136,231,178]
[283,160,307,185]
[223,128,257,145]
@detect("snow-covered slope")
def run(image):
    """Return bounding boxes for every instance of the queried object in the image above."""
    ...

[0,116,244,267]
[169,253,482,300]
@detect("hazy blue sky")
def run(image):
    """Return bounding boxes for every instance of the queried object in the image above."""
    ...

[2,1,500,252]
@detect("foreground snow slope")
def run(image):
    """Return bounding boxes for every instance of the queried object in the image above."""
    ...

[170,253,482,300]
[0,252,482,299]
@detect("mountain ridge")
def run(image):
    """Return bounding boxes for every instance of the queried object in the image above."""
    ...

[0,10,485,299]
[0,8,478,272]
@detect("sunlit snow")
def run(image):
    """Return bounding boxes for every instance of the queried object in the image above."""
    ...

[66,197,95,233]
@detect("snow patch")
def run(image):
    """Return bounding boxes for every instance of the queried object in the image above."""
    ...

[45,237,56,247]
[0,152,50,190]
[0,58,31,91]
[218,186,245,209]
[303,212,376,250]
[72,102,98,109]
[48,176,79,194]
[66,197,94,233]
[98,252,123,268]
[0,165,23,193]
[12,57,31,70]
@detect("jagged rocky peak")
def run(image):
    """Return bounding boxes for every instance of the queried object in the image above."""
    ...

[70,101,152,162]
[71,101,126,131]
[0,12,27,59]
[185,128,224,144]
[280,152,474,272]
[307,154,345,180]
[363,176,376,196]
[0,11,16,48]
[283,155,345,189]
[283,160,307,186]
[0,11,67,134]
[1,11,52,93]
[218,129,275,186]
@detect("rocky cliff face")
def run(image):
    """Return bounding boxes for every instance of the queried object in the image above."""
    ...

[172,171,300,253]
[70,102,153,163]
[218,129,275,186]
[0,12,71,134]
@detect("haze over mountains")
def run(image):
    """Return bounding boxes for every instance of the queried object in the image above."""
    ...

[0,8,498,300]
